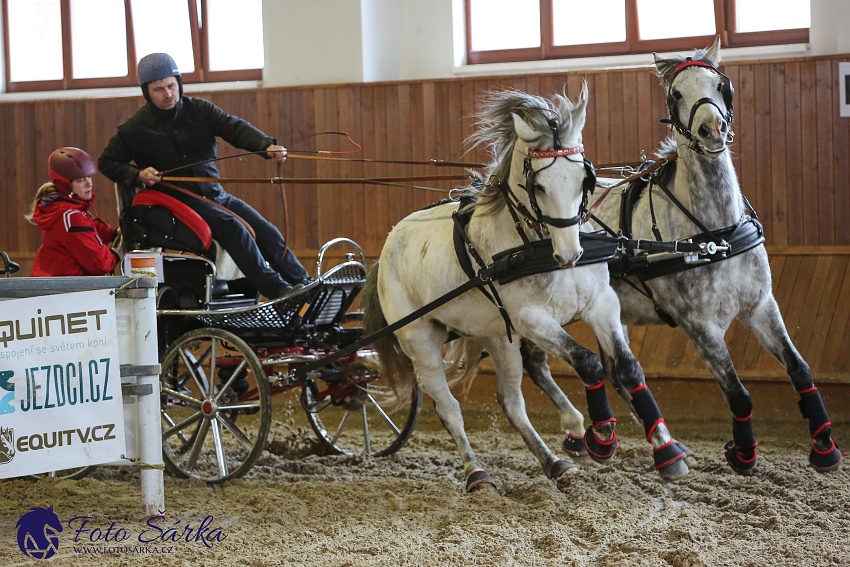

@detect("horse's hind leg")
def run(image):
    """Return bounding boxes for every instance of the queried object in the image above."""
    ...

[396,323,496,492]
[676,318,761,473]
[740,297,842,471]
[520,338,587,458]
[482,336,578,480]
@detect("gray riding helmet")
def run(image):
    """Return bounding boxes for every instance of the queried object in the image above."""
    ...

[137,52,183,103]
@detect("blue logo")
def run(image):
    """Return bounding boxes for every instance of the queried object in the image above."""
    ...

[0,369,14,415]
[16,506,63,560]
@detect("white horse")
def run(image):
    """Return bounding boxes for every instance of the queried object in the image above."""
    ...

[362,86,689,492]
[523,38,842,473]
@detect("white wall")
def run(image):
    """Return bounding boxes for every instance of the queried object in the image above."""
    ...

[263,0,456,87]
[262,0,365,87]
[262,0,850,88]
[809,0,850,55]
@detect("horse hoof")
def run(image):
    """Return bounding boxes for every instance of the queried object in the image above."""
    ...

[466,470,498,493]
[654,440,689,480]
[724,439,757,474]
[677,441,698,468]
[584,426,618,463]
[810,440,842,472]
[548,459,579,479]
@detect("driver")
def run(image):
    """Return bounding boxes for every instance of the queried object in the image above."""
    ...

[98,52,311,299]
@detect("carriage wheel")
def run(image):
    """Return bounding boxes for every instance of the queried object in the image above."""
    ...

[159,328,271,483]
[301,352,421,457]
[27,466,97,481]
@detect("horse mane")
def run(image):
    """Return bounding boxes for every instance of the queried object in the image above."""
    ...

[461,87,585,216]
[654,44,716,86]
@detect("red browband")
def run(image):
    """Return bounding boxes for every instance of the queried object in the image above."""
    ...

[672,59,716,75]
[526,145,584,159]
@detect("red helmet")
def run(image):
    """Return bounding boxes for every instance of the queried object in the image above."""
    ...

[48,147,97,194]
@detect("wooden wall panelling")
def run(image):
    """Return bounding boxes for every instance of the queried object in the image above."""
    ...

[816,60,836,245]
[836,83,850,246]
[753,64,773,240]
[798,61,818,246]
[808,255,846,367]
[820,257,850,374]
[593,73,612,164]
[769,62,789,246]
[783,62,803,247]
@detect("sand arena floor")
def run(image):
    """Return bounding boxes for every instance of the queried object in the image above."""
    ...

[0,377,848,566]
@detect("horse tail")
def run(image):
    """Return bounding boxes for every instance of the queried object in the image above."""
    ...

[443,338,485,399]
[361,261,416,400]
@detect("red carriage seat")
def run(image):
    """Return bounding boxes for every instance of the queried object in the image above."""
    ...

[122,189,213,254]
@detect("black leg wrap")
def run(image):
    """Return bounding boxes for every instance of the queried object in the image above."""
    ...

[584,425,618,462]
[725,413,758,474]
[809,439,842,472]
[585,382,615,424]
[562,434,586,455]
[798,388,842,471]
[630,385,664,442]
[798,387,831,438]
[583,382,618,462]
[653,440,687,471]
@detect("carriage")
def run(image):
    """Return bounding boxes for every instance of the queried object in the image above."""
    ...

[115,185,422,483]
[13,37,841,487]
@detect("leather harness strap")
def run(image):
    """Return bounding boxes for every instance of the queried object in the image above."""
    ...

[156,181,257,240]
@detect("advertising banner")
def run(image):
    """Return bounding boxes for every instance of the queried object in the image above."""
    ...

[0,289,125,478]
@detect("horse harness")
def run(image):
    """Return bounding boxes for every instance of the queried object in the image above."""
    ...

[452,135,614,340]
[588,156,765,326]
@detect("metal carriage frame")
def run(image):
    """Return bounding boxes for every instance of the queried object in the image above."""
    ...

[111,175,425,484]
[147,237,423,484]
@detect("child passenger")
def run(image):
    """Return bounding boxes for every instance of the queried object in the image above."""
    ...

[26,147,119,276]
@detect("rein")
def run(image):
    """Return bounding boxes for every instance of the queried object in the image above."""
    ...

[160,174,472,190]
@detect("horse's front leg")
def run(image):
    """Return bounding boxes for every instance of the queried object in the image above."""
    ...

[585,293,689,481]
[520,338,588,458]
[481,336,578,481]
[739,296,842,471]
[519,317,620,465]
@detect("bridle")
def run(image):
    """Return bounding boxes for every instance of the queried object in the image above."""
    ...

[662,59,735,154]
[502,121,597,237]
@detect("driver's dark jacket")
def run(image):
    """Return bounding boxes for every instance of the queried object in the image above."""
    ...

[98,96,275,197]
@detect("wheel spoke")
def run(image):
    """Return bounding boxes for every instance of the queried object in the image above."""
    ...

[364,392,402,435]
[178,346,210,395]
[361,404,371,456]
[215,359,249,403]
[162,386,203,408]
[330,409,353,445]
[161,410,203,440]
[217,412,255,452]
[210,418,229,478]
[185,418,211,473]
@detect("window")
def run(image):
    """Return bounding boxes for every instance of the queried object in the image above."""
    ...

[466,0,810,65]
[2,0,264,93]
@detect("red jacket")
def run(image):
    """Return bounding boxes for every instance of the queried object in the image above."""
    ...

[31,194,119,277]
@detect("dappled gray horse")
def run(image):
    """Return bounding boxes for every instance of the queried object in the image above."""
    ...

[524,38,841,474]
